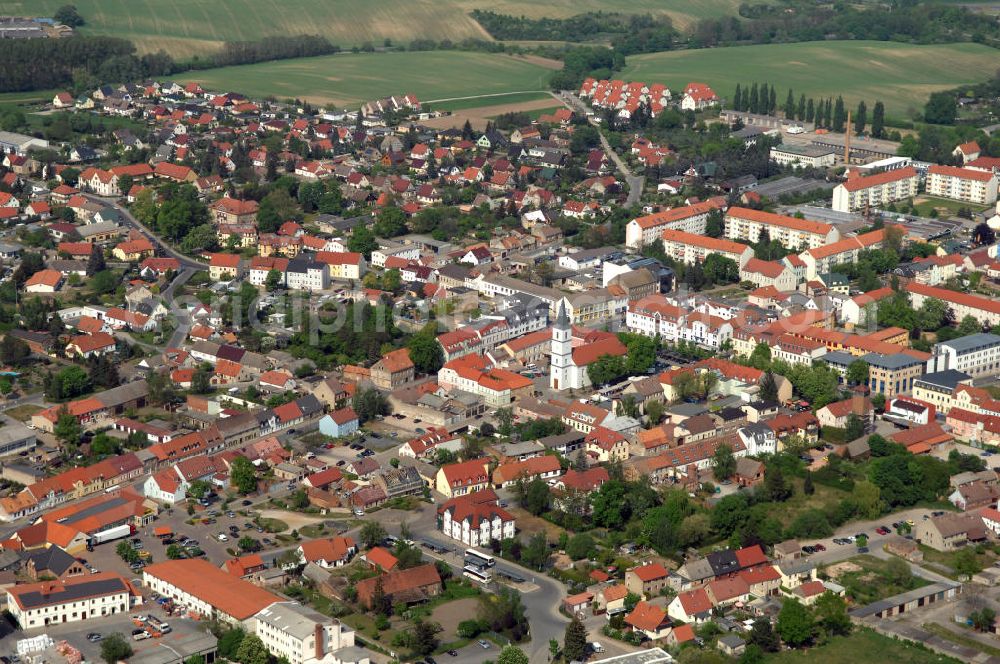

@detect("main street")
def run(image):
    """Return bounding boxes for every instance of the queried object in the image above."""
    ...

[559,91,645,208]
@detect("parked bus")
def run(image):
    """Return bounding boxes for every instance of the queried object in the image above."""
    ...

[465,548,495,569]
[463,565,492,585]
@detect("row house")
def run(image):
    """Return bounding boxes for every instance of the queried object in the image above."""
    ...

[832,167,919,213]
[660,229,754,268]
[724,207,838,250]
[926,164,998,205]
[624,200,723,249]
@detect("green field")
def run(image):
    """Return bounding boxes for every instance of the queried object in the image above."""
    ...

[764,629,960,664]
[0,0,744,54]
[185,52,554,107]
[623,41,1000,117]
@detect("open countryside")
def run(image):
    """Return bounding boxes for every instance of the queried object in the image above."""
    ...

[0,0,745,54]
[185,51,555,107]
[622,40,1000,118]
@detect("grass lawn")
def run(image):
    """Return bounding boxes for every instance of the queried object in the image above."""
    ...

[763,628,961,663]
[0,0,744,54]
[829,554,929,605]
[910,196,987,218]
[918,543,1000,577]
[0,89,57,105]
[256,517,289,533]
[622,41,1000,118]
[4,404,43,421]
[186,51,554,107]
[430,91,552,112]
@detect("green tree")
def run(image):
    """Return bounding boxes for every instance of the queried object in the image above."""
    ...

[846,360,869,386]
[565,533,596,560]
[100,633,132,663]
[814,592,851,636]
[239,536,261,552]
[257,188,300,234]
[230,456,257,494]
[971,607,997,633]
[407,325,444,374]
[924,91,956,125]
[347,225,378,259]
[803,471,815,496]
[0,335,30,366]
[412,619,442,656]
[166,544,184,559]
[54,4,85,27]
[871,101,886,138]
[712,443,736,481]
[776,598,814,647]
[587,354,626,386]
[958,315,983,336]
[54,412,82,446]
[522,478,551,516]
[563,616,588,662]
[217,628,245,659]
[497,645,530,664]
[748,342,772,370]
[360,520,388,549]
[235,634,270,664]
[265,268,283,291]
[749,618,780,652]
[854,100,867,134]
[191,365,212,394]
[520,532,548,570]
[705,209,724,238]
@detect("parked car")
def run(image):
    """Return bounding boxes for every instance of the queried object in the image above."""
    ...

[86,633,102,642]
[478,640,491,649]
[813,543,826,552]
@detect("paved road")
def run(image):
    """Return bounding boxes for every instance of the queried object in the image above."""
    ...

[399,502,569,663]
[82,193,206,272]
[163,268,197,349]
[560,91,644,208]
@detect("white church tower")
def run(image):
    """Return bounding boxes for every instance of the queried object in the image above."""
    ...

[550,300,572,390]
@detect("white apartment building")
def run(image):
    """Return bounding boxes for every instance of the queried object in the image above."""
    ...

[7,573,138,628]
[439,498,516,547]
[625,201,720,249]
[927,333,1000,378]
[285,259,329,291]
[832,166,919,213]
[724,207,839,250]
[626,295,733,349]
[370,243,419,268]
[909,283,1000,328]
[926,165,999,205]
[252,602,366,664]
[660,229,754,268]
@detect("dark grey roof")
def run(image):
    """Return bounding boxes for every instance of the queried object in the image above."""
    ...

[862,352,924,370]
[915,370,971,391]
[22,546,78,576]
[940,332,1000,354]
[296,394,323,417]
[13,576,129,610]
[538,431,585,449]
[706,549,740,577]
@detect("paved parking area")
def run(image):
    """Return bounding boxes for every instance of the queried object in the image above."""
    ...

[80,505,287,579]
[10,610,212,662]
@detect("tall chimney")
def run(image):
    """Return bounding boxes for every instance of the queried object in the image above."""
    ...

[315,623,324,659]
[844,110,852,165]
[852,385,868,416]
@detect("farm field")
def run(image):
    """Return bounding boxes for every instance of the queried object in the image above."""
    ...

[622,41,1000,118]
[0,0,745,54]
[185,51,555,107]
[422,96,565,131]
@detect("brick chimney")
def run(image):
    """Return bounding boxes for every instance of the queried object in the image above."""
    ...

[315,623,324,660]
[852,385,869,417]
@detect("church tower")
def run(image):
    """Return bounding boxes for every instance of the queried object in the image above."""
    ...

[550,300,572,390]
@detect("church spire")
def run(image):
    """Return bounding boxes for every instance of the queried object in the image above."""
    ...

[556,300,569,328]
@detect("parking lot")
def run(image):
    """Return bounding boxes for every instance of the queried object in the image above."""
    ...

[11,609,214,662]
[80,503,286,581]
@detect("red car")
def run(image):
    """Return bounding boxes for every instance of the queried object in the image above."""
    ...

[876,526,891,535]
[813,543,826,552]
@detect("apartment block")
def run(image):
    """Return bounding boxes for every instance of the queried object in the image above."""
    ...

[660,229,754,268]
[926,165,998,205]
[724,207,839,250]
[831,167,919,213]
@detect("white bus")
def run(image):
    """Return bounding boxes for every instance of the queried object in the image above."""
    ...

[464,548,495,569]
[463,565,492,585]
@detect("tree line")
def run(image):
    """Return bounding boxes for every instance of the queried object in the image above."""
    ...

[695,2,1000,50]
[0,33,339,93]
[731,82,888,137]
[471,10,676,56]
